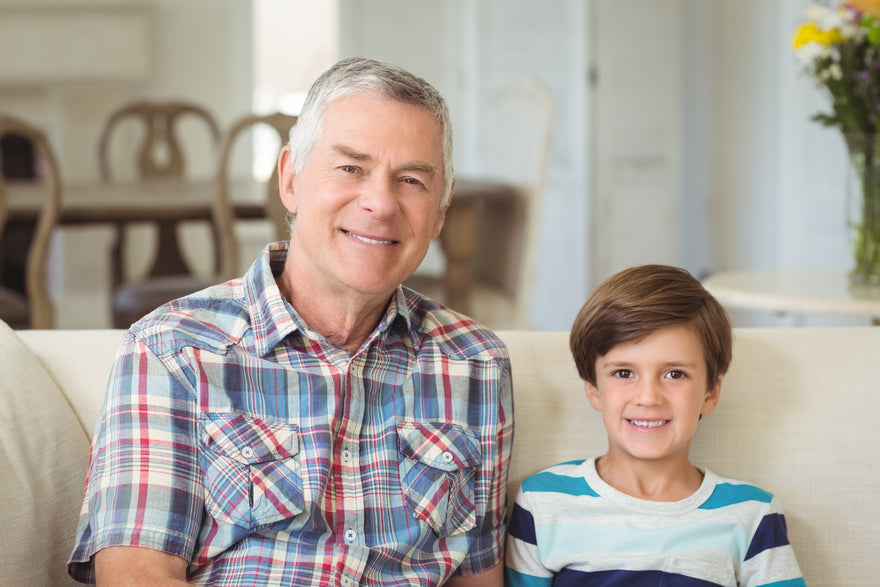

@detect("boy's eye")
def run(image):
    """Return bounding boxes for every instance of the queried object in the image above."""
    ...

[666,370,686,379]
[612,369,633,379]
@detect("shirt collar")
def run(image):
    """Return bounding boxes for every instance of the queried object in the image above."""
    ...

[244,241,419,356]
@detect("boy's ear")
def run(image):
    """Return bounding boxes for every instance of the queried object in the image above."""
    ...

[585,380,603,412]
[700,375,723,417]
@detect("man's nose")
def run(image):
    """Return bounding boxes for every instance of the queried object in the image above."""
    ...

[358,174,400,218]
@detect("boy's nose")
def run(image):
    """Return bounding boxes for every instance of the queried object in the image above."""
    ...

[635,380,663,406]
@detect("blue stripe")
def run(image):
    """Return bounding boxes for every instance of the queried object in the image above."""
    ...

[508,502,537,544]
[701,482,773,510]
[745,513,791,560]
[504,566,553,587]
[521,467,599,497]
[554,568,722,586]
[537,520,747,560]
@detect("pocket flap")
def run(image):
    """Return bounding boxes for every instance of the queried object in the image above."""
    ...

[397,421,481,471]
[201,412,299,465]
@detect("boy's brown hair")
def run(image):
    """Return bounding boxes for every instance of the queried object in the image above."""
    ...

[569,265,733,388]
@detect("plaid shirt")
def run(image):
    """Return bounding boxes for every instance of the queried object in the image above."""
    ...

[69,242,513,586]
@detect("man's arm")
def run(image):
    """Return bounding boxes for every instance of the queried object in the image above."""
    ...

[443,561,503,587]
[96,546,189,586]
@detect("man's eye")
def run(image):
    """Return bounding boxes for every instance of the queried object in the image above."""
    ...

[402,177,423,186]
[340,165,359,173]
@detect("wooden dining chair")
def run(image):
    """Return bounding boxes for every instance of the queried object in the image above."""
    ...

[0,114,62,329]
[98,99,223,328]
[406,77,556,329]
[213,112,298,280]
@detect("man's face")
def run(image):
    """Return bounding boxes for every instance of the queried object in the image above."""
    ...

[280,94,448,300]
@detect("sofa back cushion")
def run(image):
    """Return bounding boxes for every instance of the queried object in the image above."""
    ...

[0,320,91,586]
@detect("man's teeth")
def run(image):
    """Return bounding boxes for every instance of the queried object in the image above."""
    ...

[345,230,394,245]
[629,419,668,428]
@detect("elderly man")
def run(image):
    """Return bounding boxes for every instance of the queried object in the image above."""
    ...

[68,57,513,586]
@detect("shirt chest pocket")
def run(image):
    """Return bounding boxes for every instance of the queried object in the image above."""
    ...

[199,413,305,529]
[397,421,482,537]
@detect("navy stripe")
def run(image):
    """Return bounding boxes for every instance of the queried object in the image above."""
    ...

[745,512,791,560]
[554,568,722,586]
[508,502,538,544]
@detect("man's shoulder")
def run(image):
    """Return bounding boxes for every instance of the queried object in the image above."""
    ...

[128,281,251,357]
[404,289,509,362]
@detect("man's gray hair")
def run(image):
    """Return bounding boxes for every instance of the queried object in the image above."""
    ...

[287,56,454,205]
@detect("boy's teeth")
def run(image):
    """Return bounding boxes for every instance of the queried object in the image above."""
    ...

[630,419,667,428]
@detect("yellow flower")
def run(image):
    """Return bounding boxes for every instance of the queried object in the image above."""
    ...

[845,0,880,19]
[792,22,842,49]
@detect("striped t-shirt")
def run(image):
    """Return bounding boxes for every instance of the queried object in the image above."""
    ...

[505,458,805,586]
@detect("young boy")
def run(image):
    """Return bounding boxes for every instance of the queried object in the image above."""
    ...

[505,265,805,586]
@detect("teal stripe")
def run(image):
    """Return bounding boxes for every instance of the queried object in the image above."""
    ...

[760,580,807,587]
[701,483,773,510]
[537,521,749,561]
[521,465,599,498]
[504,566,553,587]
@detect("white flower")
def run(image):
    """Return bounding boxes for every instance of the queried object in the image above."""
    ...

[795,41,832,65]
[829,63,843,80]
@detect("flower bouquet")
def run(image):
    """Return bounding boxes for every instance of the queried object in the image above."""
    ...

[793,0,880,290]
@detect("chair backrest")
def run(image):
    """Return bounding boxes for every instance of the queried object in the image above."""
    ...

[214,112,298,280]
[474,78,556,328]
[0,115,62,328]
[98,99,221,181]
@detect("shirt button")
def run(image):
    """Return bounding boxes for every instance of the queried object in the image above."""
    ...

[241,446,255,460]
[341,578,352,587]
[341,448,352,463]
[344,528,357,543]
[441,450,455,463]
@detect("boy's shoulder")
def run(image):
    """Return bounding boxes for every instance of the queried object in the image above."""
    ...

[519,458,597,497]
[701,472,776,510]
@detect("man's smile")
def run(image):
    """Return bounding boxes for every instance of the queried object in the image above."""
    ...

[342,229,398,245]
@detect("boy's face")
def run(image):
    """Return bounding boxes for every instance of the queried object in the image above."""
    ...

[585,325,722,471]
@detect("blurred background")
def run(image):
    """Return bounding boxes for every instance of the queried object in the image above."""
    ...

[0,0,870,331]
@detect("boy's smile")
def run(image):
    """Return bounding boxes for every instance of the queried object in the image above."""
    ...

[586,325,722,496]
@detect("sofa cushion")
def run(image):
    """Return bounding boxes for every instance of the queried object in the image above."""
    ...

[0,320,89,586]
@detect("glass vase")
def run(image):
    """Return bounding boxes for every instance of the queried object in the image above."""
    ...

[843,133,880,297]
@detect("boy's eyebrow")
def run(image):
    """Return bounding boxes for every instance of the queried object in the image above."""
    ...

[332,144,439,177]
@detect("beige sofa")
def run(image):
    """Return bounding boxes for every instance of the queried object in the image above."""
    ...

[1,320,878,586]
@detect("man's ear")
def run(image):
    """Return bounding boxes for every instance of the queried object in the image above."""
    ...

[700,375,723,417]
[585,380,603,412]
[431,179,453,239]
[278,146,298,215]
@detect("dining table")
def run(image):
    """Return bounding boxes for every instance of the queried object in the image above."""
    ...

[6,176,518,317]
[702,267,880,325]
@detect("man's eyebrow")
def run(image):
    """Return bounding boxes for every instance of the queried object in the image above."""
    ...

[333,144,372,161]
[333,144,438,177]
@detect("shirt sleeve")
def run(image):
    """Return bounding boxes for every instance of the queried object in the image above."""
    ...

[68,334,203,582]
[504,486,554,586]
[450,356,515,576]
[739,496,806,587]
